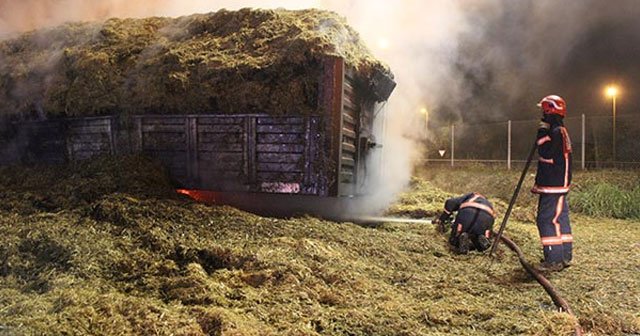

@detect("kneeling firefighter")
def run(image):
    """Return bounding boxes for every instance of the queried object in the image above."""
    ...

[433,193,496,254]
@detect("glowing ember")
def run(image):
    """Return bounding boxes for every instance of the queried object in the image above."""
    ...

[176,189,218,204]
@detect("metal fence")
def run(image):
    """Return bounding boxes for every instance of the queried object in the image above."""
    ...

[425,114,640,169]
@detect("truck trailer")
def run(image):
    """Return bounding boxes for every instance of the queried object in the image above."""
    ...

[0,9,395,215]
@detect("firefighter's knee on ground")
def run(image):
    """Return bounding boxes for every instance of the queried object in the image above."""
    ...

[452,233,471,254]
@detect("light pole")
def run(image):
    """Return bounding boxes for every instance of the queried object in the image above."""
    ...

[605,85,618,162]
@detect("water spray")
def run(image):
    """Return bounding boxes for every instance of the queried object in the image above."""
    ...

[349,216,434,225]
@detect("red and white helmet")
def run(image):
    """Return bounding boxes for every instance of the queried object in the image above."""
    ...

[537,95,566,117]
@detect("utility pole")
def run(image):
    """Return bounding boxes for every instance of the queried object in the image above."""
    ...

[507,120,512,170]
[450,124,455,167]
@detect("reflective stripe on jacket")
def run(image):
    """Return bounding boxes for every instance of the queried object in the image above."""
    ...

[444,192,495,218]
[532,125,572,194]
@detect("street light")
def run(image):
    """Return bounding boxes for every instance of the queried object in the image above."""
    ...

[605,85,618,162]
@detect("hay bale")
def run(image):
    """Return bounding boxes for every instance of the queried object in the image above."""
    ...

[0,8,389,119]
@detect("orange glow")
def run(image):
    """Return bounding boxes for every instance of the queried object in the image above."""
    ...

[176,189,218,204]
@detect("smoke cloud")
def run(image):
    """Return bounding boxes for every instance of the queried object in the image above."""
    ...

[2,0,639,215]
[0,0,167,38]
[448,0,640,123]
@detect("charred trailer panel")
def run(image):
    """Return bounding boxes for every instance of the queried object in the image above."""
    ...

[0,56,395,198]
[320,56,394,197]
[1,120,67,165]
[1,117,116,165]
[132,114,329,195]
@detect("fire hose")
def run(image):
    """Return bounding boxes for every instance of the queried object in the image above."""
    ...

[488,140,538,259]
[483,140,582,334]
[358,215,583,335]
[496,233,583,336]
[430,215,582,335]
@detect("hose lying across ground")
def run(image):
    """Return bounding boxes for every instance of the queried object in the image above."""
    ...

[496,233,583,336]
[361,217,584,335]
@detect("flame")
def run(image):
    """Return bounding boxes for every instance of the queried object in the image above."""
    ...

[176,189,218,204]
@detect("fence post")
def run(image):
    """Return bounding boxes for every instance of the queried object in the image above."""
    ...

[581,114,586,170]
[451,123,455,167]
[507,120,512,170]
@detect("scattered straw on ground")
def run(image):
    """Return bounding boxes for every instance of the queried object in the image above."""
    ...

[0,157,638,335]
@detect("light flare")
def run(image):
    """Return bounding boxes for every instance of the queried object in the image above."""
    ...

[605,85,618,98]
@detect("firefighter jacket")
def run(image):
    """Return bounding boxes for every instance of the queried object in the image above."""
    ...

[438,192,496,222]
[532,122,572,194]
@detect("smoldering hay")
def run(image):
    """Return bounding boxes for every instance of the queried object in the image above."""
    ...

[0,8,391,119]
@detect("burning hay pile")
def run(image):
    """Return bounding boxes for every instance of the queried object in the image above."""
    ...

[0,8,389,119]
[1,156,638,335]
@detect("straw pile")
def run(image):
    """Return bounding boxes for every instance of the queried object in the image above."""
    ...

[0,157,638,335]
[0,8,389,119]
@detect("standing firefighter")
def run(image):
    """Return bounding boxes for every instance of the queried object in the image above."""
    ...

[433,193,495,254]
[532,95,573,272]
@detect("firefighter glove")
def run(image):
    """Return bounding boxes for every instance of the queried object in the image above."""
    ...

[437,211,452,224]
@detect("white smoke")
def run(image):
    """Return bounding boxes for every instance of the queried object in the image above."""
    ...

[317,0,472,214]
[0,0,165,38]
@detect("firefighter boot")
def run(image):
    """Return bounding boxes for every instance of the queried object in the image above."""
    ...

[457,233,471,254]
[476,235,491,252]
[536,261,565,272]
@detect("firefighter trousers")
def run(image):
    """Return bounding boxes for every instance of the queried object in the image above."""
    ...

[449,208,493,251]
[536,193,572,264]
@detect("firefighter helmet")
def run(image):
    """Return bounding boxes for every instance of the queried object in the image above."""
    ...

[537,95,566,117]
